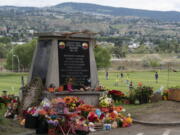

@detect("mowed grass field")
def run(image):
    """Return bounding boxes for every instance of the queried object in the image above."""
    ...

[0,71,180,95]
[99,71,180,95]
[0,72,28,95]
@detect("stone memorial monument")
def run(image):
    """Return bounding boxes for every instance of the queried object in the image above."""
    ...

[26,31,103,106]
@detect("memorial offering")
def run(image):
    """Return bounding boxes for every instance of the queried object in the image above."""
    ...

[14,32,133,135]
[21,96,132,135]
[0,93,19,119]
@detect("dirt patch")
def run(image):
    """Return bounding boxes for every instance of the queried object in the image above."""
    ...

[127,101,180,123]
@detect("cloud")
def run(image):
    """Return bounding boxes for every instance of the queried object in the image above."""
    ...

[0,0,180,11]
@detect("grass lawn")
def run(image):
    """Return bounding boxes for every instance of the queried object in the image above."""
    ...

[0,70,180,95]
[99,70,180,95]
[0,72,28,95]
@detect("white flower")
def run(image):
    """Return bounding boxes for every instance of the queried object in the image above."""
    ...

[122,109,126,112]
[128,113,131,117]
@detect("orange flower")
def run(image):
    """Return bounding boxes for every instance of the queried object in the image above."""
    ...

[63,96,80,104]
[113,106,123,112]
[109,112,118,120]
[48,88,54,92]
[72,97,78,103]
[63,96,73,104]
[38,109,47,115]
[77,104,95,112]
[138,82,142,87]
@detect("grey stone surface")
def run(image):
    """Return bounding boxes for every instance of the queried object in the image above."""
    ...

[89,40,98,88]
[46,39,59,88]
[43,91,105,106]
[28,40,52,84]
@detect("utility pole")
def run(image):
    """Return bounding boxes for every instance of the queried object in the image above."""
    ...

[167,63,170,88]
[13,55,20,72]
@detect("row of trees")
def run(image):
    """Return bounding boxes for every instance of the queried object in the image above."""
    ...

[3,39,111,71]
[5,39,36,71]
[98,36,180,58]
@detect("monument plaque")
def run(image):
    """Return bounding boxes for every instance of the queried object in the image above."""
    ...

[58,40,90,88]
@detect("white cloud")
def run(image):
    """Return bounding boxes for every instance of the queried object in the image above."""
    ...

[0,0,180,11]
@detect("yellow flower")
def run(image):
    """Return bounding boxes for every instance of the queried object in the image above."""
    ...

[125,117,133,124]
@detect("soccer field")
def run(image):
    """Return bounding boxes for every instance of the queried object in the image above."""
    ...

[0,71,179,95]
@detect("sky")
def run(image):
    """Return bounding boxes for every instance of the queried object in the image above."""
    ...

[0,0,180,11]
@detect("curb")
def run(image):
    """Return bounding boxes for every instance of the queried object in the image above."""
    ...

[12,131,35,135]
[133,119,180,126]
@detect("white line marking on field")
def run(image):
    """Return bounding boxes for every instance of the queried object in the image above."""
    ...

[163,129,171,135]
[136,133,144,135]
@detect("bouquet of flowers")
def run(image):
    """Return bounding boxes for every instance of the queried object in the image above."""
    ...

[162,89,169,100]
[99,95,113,108]
[77,104,95,118]
[108,90,125,101]
[77,104,95,112]
[63,96,83,111]
[47,119,59,128]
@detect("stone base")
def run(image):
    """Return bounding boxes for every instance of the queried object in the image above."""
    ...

[43,91,106,106]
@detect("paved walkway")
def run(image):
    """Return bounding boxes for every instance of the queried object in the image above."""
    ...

[129,101,180,124]
[91,124,180,135]
[19,124,180,135]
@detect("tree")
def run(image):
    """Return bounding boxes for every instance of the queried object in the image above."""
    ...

[0,37,11,44]
[0,43,8,58]
[0,37,12,58]
[111,46,126,58]
[5,39,36,71]
[94,46,111,69]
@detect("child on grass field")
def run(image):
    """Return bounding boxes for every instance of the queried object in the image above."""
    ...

[155,72,159,83]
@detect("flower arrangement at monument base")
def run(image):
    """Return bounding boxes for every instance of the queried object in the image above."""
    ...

[99,95,113,107]
[162,89,169,100]
[166,86,180,101]
[108,90,129,104]
[95,85,108,91]
[128,85,153,104]
[108,90,125,100]
[19,95,132,135]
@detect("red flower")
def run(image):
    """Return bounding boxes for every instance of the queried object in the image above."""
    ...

[100,107,109,113]
[108,90,125,96]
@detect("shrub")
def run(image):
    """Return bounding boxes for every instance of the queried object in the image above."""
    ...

[142,54,161,68]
